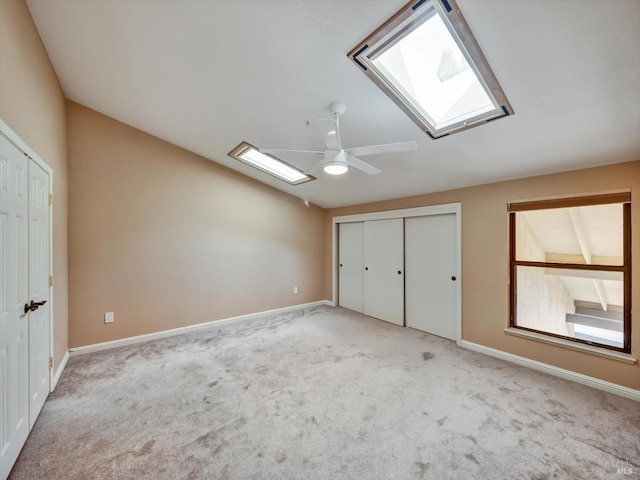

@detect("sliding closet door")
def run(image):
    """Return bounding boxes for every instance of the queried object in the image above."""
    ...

[338,222,364,313]
[364,218,404,326]
[405,214,457,340]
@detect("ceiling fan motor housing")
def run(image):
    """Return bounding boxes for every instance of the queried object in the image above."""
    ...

[329,101,347,116]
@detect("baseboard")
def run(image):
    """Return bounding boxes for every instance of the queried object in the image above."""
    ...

[69,300,333,357]
[459,340,640,402]
[51,350,69,392]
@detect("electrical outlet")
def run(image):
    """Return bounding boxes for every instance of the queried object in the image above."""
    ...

[293,286,299,294]
[105,312,114,324]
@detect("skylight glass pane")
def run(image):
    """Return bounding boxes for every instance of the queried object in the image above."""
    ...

[372,11,495,130]
[228,143,313,185]
[239,148,308,183]
[239,148,307,183]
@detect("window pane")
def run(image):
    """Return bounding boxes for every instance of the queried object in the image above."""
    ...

[573,324,623,348]
[515,265,624,347]
[515,204,623,266]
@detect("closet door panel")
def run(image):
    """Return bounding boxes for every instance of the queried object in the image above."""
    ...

[405,214,457,340]
[364,218,404,326]
[338,222,364,313]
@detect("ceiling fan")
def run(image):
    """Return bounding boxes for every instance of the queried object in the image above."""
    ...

[260,101,417,176]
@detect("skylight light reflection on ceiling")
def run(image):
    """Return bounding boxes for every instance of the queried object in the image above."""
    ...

[373,11,495,130]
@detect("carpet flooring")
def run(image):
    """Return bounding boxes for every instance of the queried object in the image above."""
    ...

[8,305,640,479]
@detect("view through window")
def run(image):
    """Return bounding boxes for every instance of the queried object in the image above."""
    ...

[509,194,631,352]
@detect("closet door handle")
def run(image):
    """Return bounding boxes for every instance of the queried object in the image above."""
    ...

[451,276,457,281]
[339,263,343,267]
[397,270,402,275]
[365,267,368,271]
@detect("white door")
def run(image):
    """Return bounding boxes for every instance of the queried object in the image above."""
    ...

[0,130,51,479]
[364,218,404,326]
[0,133,30,479]
[405,214,458,340]
[28,159,50,425]
[338,222,364,313]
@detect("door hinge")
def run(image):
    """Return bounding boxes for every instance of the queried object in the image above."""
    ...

[48,193,53,206]
[49,275,53,287]
[49,357,53,369]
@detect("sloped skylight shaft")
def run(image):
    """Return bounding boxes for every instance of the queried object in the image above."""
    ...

[350,0,513,138]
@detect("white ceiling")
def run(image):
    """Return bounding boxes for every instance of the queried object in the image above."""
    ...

[26,0,640,208]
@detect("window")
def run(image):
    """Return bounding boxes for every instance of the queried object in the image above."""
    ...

[509,193,631,353]
[349,0,513,138]
[228,142,314,185]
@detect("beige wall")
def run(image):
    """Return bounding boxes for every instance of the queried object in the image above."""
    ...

[0,0,68,370]
[66,102,326,347]
[325,161,640,390]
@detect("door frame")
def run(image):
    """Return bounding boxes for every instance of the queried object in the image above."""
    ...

[331,203,462,344]
[1,119,54,391]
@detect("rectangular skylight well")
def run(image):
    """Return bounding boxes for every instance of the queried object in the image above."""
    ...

[228,142,314,185]
[350,0,513,138]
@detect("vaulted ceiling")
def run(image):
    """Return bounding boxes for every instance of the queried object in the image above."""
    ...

[26,0,640,208]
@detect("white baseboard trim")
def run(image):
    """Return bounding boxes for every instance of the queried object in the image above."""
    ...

[69,300,333,357]
[459,340,640,402]
[51,350,70,392]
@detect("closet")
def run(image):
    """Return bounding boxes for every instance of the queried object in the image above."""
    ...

[337,208,459,340]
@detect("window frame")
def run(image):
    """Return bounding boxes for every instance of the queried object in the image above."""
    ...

[348,0,513,139]
[508,192,632,353]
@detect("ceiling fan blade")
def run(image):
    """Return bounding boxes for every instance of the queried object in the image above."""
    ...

[346,141,417,157]
[347,155,381,175]
[303,159,324,175]
[317,118,342,150]
[260,148,324,155]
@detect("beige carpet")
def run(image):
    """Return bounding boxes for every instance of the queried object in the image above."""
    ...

[9,306,640,479]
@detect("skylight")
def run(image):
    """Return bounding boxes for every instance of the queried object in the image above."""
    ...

[349,0,513,138]
[228,142,314,185]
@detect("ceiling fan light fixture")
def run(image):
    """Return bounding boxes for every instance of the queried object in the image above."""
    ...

[323,150,348,175]
[324,162,348,175]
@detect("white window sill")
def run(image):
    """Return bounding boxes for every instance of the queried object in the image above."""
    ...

[504,327,637,364]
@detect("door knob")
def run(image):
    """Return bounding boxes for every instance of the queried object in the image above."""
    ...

[397,270,402,275]
[365,267,368,271]
[24,300,46,315]
[451,276,457,281]
[339,263,343,267]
